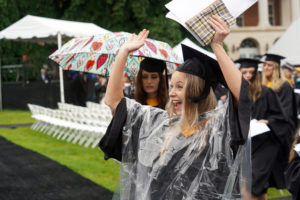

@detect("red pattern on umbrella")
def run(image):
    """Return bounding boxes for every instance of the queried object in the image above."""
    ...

[86,60,95,71]
[97,54,108,69]
[91,41,103,51]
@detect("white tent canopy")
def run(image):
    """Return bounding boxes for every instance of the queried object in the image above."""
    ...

[268,17,300,65]
[0,15,110,43]
[173,38,217,60]
[0,15,110,108]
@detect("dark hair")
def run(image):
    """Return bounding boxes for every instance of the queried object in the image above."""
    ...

[134,69,168,109]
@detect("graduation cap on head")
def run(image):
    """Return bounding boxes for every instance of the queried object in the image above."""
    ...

[139,57,169,89]
[282,62,294,71]
[235,58,262,82]
[263,53,285,65]
[140,57,166,73]
[263,53,285,78]
[176,44,227,102]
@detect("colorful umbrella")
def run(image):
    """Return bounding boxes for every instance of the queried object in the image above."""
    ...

[49,32,183,78]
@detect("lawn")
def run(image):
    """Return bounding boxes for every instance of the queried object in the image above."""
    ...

[0,109,292,198]
[0,109,119,192]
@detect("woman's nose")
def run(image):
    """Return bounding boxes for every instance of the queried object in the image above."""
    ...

[169,88,175,96]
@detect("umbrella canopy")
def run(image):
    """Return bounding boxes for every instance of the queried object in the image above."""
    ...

[269,17,300,65]
[49,32,183,78]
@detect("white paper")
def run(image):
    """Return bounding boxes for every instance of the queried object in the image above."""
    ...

[294,143,300,157]
[249,119,270,138]
[165,0,215,23]
[165,0,257,20]
[223,0,257,18]
[294,89,300,94]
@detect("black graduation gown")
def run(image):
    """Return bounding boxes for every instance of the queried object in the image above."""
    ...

[285,139,300,200]
[251,86,288,195]
[99,78,251,200]
[272,81,299,188]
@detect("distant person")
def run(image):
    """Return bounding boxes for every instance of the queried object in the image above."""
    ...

[262,53,298,193]
[294,67,300,89]
[122,75,132,98]
[134,57,168,109]
[39,68,49,84]
[285,133,300,200]
[94,75,107,103]
[282,62,294,88]
[236,58,288,200]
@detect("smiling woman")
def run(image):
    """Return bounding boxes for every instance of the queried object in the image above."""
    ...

[99,16,251,200]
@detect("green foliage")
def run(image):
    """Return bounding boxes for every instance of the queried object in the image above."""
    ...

[0,0,225,80]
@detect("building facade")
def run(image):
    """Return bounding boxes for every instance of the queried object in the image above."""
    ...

[225,0,300,59]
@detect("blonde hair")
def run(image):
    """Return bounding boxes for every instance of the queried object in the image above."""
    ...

[166,73,217,130]
[250,72,262,103]
[262,61,284,92]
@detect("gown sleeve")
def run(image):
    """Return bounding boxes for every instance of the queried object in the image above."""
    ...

[285,150,300,200]
[278,82,298,131]
[265,87,289,143]
[98,98,127,161]
[228,77,252,146]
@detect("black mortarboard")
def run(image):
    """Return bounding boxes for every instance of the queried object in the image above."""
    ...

[282,62,294,71]
[235,58,262,82]
[264,53,285,65]
[140,57,166,73]
[176,44,227,102]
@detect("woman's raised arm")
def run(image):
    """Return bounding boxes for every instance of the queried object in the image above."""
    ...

[209,16,242,102]
[104,29,149,113]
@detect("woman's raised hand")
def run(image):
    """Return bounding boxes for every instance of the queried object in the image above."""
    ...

[209,15,230,48]
[120,29,150,54]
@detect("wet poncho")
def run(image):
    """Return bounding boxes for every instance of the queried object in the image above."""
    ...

[99,79,251,200]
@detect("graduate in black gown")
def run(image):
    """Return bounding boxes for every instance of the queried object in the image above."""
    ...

[285,134,300,200]
[236,58,288,200]
[99,16,251,200]
[261,54,298,190]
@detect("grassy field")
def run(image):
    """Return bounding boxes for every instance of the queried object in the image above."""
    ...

[0,109,119,192]
[0,109,292,198]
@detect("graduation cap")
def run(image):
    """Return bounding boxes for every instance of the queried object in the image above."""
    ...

[263,53,285,65]
[282,62,294,71]
[176,44,227,102]
[140,57,166,73]
[235,58,262,82]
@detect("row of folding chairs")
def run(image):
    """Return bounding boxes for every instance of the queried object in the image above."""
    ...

[28,102,112,148]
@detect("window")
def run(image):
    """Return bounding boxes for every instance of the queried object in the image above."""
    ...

[268,2,275,25]
[236,14,244,27]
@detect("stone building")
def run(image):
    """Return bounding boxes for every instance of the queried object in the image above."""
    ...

[225,0,300,59]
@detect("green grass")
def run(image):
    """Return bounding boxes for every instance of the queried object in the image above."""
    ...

[0,110,292,197]
[0,109,35,124]
[0,110,119,191]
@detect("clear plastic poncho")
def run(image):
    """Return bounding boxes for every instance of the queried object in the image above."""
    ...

[109,92,251,200]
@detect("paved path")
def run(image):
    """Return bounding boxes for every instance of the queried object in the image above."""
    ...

[0,136,113,200]
[0,123,33,129]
